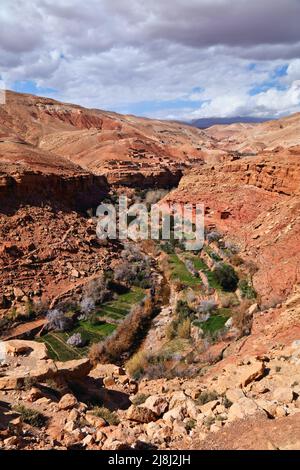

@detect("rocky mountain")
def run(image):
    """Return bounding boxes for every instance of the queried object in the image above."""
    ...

[205,112,300,154]
[191,116,269,129]
[0,91,300,451]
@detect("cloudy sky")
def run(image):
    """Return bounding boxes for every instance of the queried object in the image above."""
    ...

[1,0,300,120]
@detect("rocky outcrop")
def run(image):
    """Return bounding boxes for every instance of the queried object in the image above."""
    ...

[164,154,300,305]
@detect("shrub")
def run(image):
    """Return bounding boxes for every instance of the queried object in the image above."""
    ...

[214,263,239,292]
[230,254,244,266]
[165,321,178,340]
[67,333,84,347]
[224,241,239,254]
[46,309,73,332]
[13,405,46,428]
[177,318,191,339]
[232,299,253,336]
[185,418,196,431]
[23,377,37,391]
[7,307,18,321]
[197,390,218,405]
[176,300,194,320]
[80,274,110,314]
[131,393,150,406]
[197,299,217,314]
[203,415,215,428]
[238,279,256,299]
[126,350,149,380]
[207,231,222,244]
[89,296,155,365]
[91,407,119,426]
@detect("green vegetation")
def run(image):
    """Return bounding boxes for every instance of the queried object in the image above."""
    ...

[238,279,256,299]
[13,405,46,428]
[194,308,231,336]
[197,390,218,405]
[214,263,239,292]
[131,393,150,406]
[184,254,222,290]
[168,254,201,288]
[40,287,145,361]
[90,406,120,426]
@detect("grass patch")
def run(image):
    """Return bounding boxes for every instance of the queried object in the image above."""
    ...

[168,254,200,288]
[194,308,231,336]
[183,254,222,290]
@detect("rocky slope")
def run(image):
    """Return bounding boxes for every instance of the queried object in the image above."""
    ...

[0,91,221,188]
[164,152,300,306]
[1,91,300,450]
[205,113,300,154]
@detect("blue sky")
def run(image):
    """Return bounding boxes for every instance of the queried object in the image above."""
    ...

[1,0,300,120]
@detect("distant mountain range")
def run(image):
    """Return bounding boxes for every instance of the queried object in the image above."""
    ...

[190,116,272,129]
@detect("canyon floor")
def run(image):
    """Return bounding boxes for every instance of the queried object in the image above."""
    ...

[0,91,299,450]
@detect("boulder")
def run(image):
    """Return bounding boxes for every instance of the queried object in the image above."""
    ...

[169,391,187,409]
[58,393,78,410]
[126,405,157,423]
[225,388,244,403]
[85,413,106,428]
[163,406,185,424]
[272,387,294,404]
[199,400,219,415]
[248,303,259,316]
[143,395,168,417]
[3,340,48,360]
[28,387,44,402]
[56,358,92,380]
[238,360,265,388]
[227,397,263,422]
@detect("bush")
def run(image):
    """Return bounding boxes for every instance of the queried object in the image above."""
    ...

[207,231,222,244]
[113,244,153,288]
[91,407,119,426]
[197,299,217,314]
[214,263,239,292]
[13,405,46,428]
[177,318,191,339]
[80,274,110,314]
[131,393,150,406]
[176,300,195,320]
[46,309,73,332]
[197,390,218,405]
[67,333,84,347]
[238,279,256,299]
[185,418,196,431]
[126,351,149,380]
[90,296,155,365]
[224,241,239,254]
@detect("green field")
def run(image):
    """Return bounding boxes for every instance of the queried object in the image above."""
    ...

[168,254,201,288]
[184,253,222,290]
[39,287,146,361]
[194,308,231,336]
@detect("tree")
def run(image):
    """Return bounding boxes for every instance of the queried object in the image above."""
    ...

[214,263,239,292]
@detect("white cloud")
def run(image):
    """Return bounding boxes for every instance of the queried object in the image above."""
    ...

[0,0,300,119]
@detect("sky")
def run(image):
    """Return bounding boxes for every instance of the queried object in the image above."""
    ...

[0,0,300,120]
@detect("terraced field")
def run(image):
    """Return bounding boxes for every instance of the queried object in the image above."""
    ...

[183,253,222,290]
[39,287,146,361]
[167,254,202,288]
[194,307,231,337]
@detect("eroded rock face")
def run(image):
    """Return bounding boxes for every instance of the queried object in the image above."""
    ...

[164,154,300,306]
[0,340,92,390]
